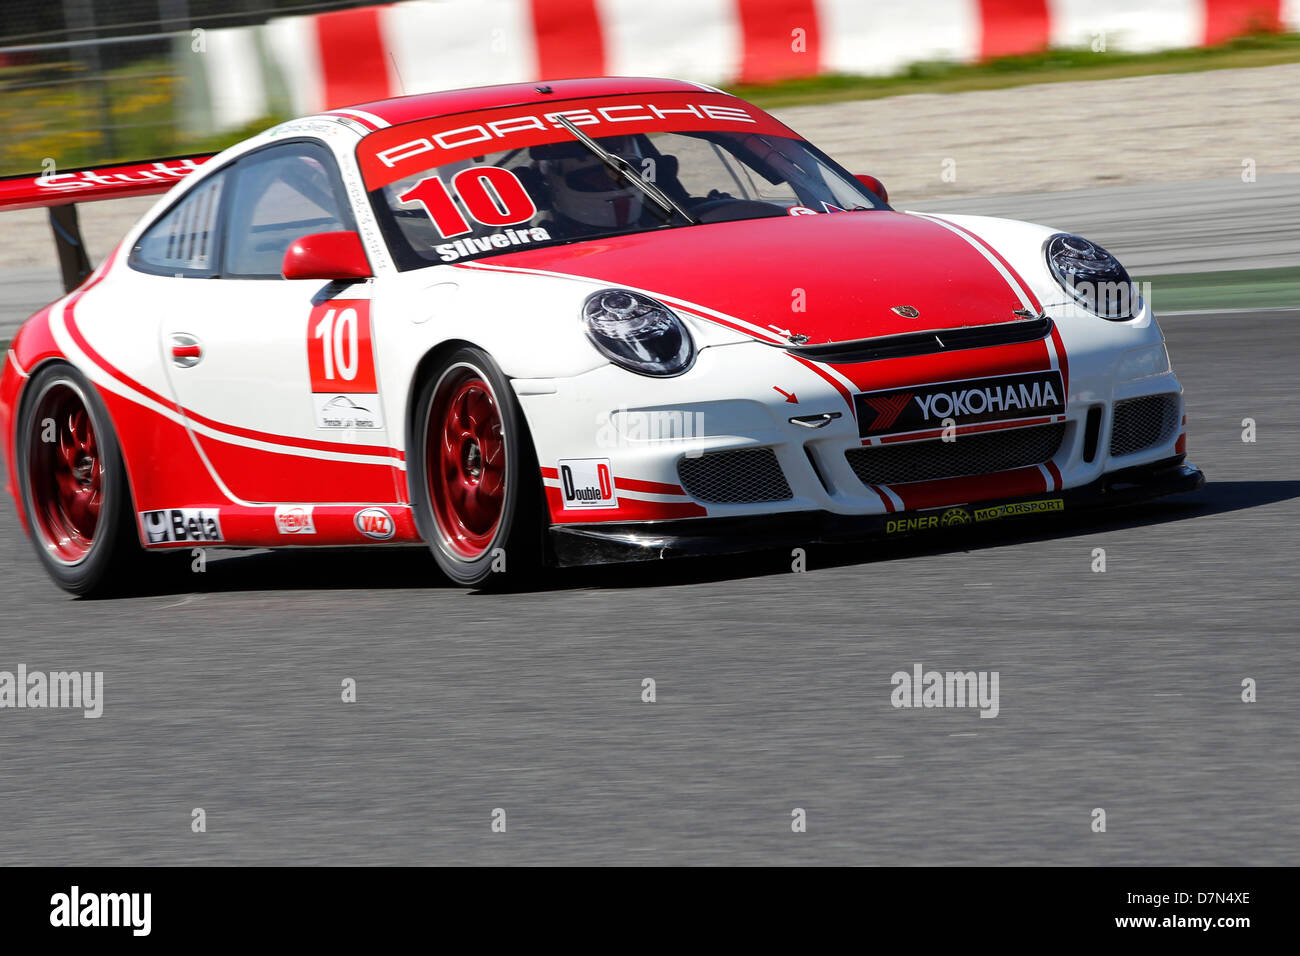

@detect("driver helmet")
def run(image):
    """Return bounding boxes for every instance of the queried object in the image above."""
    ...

[540,135,645,229]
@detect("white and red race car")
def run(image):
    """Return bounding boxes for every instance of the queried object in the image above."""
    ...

[0,77,1201,593]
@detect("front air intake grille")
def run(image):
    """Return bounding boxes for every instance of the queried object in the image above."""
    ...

[1110,393,1179,457]
[677,448,793,504]
[786,315,1053,365]
[846,423,1066,486]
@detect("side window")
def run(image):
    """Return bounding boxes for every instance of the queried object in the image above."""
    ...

[129,172,227,276]
[222,143,351,278]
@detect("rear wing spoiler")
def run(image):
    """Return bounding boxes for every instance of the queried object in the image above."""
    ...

[0,154,214,292]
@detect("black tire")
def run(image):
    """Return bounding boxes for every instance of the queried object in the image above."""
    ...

[16,363,143,596]
[408,346,545,587]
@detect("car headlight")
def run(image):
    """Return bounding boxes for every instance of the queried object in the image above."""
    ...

[582,290,694,376]
[1045,233,1138,320]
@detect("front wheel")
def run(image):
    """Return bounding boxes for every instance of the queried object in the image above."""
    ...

[409,347,544,587]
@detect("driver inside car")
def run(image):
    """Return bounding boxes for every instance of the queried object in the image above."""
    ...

[520,136,690,239]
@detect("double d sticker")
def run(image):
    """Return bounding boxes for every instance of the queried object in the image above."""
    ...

[557,458,616,509]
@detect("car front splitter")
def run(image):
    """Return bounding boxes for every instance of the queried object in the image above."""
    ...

[548,457,1205,567]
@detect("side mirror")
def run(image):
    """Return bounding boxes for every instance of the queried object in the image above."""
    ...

[854,174,889,205]
[282,231,372,280]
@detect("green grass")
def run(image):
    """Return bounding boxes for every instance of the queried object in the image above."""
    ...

[728,32,1300,108]
[1141,267,1300,313]
[0,56,285,177]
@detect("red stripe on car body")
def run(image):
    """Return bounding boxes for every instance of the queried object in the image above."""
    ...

[191,432,403,504]
[868,484,896,513]
[1048,322,1069,393]
[887,465,1048,512]
[143,503,421,548]
[875,415,1055,444]
[485,213,1030,347]
[541,468,687,498]
[545,486,706,523]
[788,354,856,415]
[615,476,689,496]
[921,213,1044,313]
[826,338,1052,394]
[64,296,405,464]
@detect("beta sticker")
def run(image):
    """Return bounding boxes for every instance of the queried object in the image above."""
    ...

[140,508,223,544]
[557,458,616,509]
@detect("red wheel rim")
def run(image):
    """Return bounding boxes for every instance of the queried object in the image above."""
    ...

[427,369,506,560]
[28,383,104,564]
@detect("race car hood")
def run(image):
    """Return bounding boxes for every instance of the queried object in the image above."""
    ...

[487,211,1032,346]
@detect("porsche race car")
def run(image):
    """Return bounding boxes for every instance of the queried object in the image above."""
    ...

[0,77,1203,593]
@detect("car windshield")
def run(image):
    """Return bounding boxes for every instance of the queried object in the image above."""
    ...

[362,100,885,269]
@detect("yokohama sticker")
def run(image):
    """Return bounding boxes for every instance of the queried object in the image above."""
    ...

[140,508,223,544]
[354,507,395,539]
[855,371,1065,437]
[557,458,616,509]
[275,505,316,534]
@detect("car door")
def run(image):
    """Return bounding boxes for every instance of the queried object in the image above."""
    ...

[142,140,402,504]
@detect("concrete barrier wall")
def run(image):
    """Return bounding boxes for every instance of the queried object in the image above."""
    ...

[185,0,1300,131]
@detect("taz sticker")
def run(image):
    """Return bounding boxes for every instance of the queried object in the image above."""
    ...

[354,507,395,540]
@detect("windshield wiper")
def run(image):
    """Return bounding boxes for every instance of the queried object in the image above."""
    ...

[552,115,698,226]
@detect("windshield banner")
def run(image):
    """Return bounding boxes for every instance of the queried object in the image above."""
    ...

[358,92,795,191]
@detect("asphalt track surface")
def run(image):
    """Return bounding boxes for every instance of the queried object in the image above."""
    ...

[0,308,1297,865]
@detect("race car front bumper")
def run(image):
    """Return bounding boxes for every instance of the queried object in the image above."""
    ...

[548,456,1204,566]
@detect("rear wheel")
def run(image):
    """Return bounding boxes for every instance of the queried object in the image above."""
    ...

[410,347,544,587]
[17,364,142,596]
